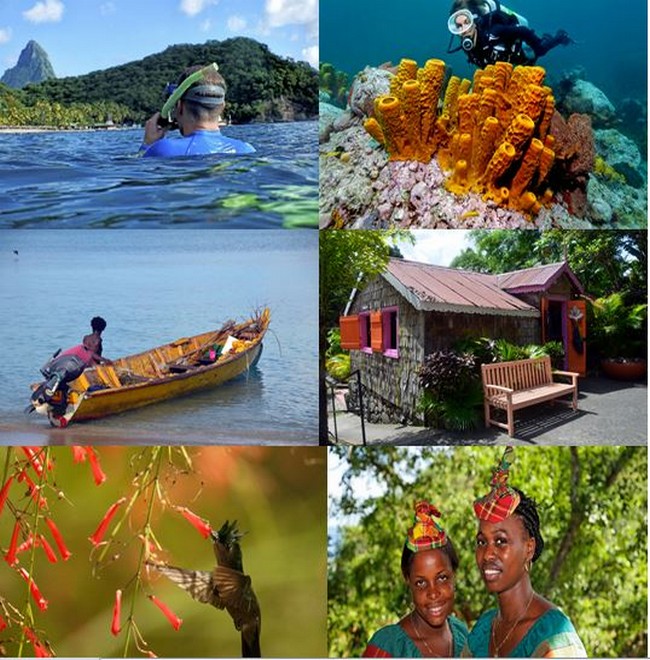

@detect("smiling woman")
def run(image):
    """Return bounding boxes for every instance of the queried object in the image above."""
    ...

[465,447,587,658]
[362,501,469,657]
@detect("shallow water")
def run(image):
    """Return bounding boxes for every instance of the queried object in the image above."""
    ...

[0,230,318,443]
[0,122,318,228]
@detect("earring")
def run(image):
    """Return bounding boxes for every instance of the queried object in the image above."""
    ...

[524,559,531,573]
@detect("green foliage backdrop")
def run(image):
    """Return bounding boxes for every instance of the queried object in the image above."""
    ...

[0,37,317,127]
[328,446,647,658]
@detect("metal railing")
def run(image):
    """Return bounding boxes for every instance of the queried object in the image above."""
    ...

[326,369,367,446]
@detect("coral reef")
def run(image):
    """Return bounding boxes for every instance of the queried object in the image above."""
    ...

[319,61,647,230]
[363,59,558,216]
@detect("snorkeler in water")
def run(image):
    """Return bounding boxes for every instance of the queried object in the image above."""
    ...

[139,63,255,158]
[447,0,573,67]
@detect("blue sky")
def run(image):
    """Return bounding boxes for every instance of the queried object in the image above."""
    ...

[0,0,318,78]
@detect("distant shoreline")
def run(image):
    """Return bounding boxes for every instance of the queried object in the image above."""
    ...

[0,125,136,134]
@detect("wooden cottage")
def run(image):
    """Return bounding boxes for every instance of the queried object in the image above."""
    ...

[339,258,587,424]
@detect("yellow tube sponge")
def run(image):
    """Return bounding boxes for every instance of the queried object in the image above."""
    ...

[375,96,408,160]
[510,138,544,199]
[483,142,516,187]
[501,113,535,157]
[364,117,385,146]
[390,59,418,99]
[402,80,421,159]
[442,76,461,125]
[418,59,446,143]
[363,58,558,214]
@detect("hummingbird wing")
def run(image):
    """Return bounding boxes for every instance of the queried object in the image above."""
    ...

[149,562,217,606]
[213,566,261,624]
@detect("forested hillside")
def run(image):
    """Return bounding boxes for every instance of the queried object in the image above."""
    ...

[0,37,317,127]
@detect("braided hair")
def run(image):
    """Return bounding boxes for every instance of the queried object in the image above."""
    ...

[400,538,460,579]
[512,487,544,562]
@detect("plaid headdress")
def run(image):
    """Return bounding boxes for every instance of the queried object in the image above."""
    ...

[473,446,521,523]
[406,500,447,552]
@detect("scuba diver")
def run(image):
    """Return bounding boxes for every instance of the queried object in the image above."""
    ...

[139,63,255,158]
[447,0,573,67]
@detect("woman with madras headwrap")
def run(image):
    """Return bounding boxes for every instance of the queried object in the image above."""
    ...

[363,501,468,657]
[464,448,587,658]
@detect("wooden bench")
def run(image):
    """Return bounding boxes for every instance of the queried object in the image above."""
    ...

[481,356,579,437]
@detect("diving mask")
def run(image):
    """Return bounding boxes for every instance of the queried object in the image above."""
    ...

[448,9,475,35]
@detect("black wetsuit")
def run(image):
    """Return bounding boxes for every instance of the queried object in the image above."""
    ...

[467,10,569,66]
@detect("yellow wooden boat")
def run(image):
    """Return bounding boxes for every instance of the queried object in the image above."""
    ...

[34,309,270,427]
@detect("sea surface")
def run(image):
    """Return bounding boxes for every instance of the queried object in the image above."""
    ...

[321,0,647,109]
[0,121,318,228]
[0,230,318,444]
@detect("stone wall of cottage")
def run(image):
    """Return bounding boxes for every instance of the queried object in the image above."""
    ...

[348,277,425,424]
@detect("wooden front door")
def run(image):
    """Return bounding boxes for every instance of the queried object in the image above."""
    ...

[566,300,587,376]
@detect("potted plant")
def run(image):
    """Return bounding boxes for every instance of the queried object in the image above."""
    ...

[590,293,647,380]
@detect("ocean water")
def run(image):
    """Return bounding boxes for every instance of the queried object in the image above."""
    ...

[321,0,647,109]
[0,230,318,443]
[0,121,318,228]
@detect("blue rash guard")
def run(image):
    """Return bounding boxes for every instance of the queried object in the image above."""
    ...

[140,129,255,158]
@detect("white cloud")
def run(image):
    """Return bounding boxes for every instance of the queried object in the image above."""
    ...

[0,27,12,44]
[23,0,64,23]
[179,0,218,17]
[399,230,472,267]
[265,0,316,28]
[100,2,116,16]
[227,15,247,32]
[200,18,212,32]
[302,44,318,68]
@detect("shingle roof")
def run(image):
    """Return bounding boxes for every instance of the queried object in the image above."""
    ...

[383,259,539,317]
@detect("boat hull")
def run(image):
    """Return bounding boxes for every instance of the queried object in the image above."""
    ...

[72,342,263,421]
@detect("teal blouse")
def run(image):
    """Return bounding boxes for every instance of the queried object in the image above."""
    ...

[463,608,587,657]
[363,616,469,657]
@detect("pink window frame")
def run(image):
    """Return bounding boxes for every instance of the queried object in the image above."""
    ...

[382,306,399,358]
[359,311,372,354]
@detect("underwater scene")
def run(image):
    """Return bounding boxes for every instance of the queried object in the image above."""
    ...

[319,0,647,229]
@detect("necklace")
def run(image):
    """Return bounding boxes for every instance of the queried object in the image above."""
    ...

[412,611,452,658]
[490,592,534,657]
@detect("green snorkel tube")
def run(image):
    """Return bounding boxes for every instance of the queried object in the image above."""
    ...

[159,62,220,128]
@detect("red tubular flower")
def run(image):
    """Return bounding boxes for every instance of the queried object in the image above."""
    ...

[16,533,36,556]
[45,517,72,561]
[175,506,211,539]
[71,446,87,463]
[0,613,7,631]
[39,534,58,563]
[17,567,48,611]
[5,520,21,565]
[89,497,126,546]
[0,475,14,515]
[23,627,52,657]
[148,594,183,631]
[111,589,122,636]
[21,447,44,477]
[84,447,106,486]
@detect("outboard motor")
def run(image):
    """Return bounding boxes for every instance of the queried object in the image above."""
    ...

[26,349,86,415]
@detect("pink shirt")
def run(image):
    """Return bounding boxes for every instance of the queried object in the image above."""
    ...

[60,344,96,366]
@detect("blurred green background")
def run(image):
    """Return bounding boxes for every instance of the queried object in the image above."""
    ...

[328,446,647,658]
[0,446,327,657]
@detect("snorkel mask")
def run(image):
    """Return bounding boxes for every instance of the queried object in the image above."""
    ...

[158,62,223,129]
[447,9,476,52]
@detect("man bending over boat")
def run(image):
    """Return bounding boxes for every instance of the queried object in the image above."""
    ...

[41,316,112,396]
[139,63,255,158]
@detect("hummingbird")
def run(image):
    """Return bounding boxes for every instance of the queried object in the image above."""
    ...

[148,520,261,657]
